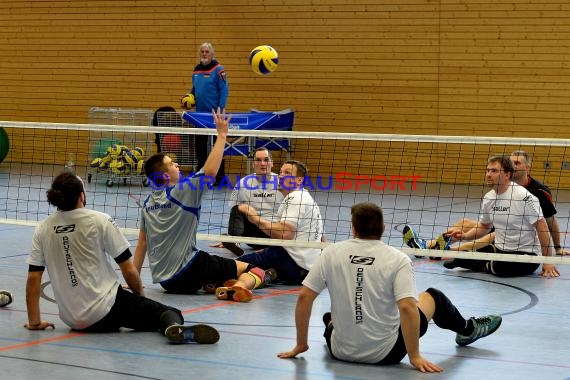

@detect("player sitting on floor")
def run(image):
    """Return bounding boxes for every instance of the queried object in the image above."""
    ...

[278,202,502,372]
[134,108,271,302]
[25,172,219,344]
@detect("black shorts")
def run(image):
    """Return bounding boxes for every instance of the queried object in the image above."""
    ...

[228,205,272,249]
[160,250,238,294]
[324,309,429,365]
[477,245,540,277]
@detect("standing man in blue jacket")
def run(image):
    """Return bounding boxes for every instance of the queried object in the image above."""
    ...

[182,42,229,184]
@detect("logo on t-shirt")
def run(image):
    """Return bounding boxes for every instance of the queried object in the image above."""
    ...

[54,224,75,233]
[349,255,375,265]
[253,192,274,198]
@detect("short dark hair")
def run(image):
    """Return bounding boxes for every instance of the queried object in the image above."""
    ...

[488,155,514,178]
[144,153,168,178]
[351,202,385,239]
[254,147,272,161]
[46,172,84,211]
[284,159,308,177]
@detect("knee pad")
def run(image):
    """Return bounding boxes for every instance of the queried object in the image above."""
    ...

[247,267,266,289]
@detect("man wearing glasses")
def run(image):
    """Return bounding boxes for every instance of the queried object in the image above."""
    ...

[443,155,559,278]
[236,160,325,285]
[219,148,283,256]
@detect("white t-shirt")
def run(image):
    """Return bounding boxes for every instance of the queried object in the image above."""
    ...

[479,182,543,254]
[303,239,416,363]
[278,189,323,270]
[27,208,130,329]
[229,173,283,222]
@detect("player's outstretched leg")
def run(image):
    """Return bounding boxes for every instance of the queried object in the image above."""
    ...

[423,288,502,347]
[215,266,270,302]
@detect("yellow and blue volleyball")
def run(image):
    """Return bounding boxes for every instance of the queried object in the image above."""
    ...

[249,45,279,75]
[106,144,127,159]
[123,150,138,167]
[98,154,112,169]
[181,93,195,109]
[109,158,127,175]
[132,146,145,159]
[90,157,103,168]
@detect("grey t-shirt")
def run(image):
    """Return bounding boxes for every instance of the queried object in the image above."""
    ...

[140,172,205,283]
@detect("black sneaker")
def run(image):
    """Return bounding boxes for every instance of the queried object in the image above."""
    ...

[165,324,220,344]
[0,290,12,307]
[443,259,460,269]
[222,242,244,257]
[202,283,217,294]
[265,268,278,284]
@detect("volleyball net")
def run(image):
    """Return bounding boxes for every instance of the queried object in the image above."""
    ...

[1,113,570,266]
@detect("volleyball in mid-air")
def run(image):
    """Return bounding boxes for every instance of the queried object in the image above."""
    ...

[249,45,279,75]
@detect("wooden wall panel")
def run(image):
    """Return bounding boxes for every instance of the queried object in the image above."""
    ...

[0,0,569,187]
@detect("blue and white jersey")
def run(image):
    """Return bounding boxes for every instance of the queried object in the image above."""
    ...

[140,171,206,283]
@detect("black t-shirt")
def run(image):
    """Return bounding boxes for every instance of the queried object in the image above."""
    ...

[525,176,557,218]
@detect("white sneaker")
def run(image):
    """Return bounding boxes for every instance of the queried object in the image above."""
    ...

[0,290,13,307]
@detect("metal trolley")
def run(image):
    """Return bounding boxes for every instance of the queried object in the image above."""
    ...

[87,107,155,187]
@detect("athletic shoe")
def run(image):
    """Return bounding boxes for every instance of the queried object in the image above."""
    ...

[429,234,453,260]
[265,268,278,284]
[434,234,452,250]
[165,324,220,344]
[222,242,244,257]
[215,286,253,302]
[443,259,460,269]
[202,283,218,294]
[403,224,427,250]
[0,291,12,307]
[455,315,502,346]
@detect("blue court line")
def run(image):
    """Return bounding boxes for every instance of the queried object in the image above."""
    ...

[0,338,364,380]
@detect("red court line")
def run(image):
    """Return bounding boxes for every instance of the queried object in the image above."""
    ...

[181,287,302,314]
[1,288,302,351]
[0,332,85,352]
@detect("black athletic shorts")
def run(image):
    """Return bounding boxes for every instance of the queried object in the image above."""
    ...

[160,250,238,294]
[323,309,429,365]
